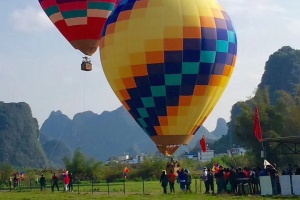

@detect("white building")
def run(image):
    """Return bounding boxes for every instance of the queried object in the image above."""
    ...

[227,147,247,156]
[128,153,148,164]
[186,154,198,161]
[117,153,130,164]
[198,150,214,162]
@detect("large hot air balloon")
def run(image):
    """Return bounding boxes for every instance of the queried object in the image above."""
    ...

[100,0,237,155]
[38,0,116,71]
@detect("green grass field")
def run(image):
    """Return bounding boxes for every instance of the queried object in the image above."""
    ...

[0,181,298,200]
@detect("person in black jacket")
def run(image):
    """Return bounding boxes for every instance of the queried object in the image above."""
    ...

[215,165,225,194]
[185,169,192,193]
[236,167,246,195]
[40,174,46,191]
[160,170,168,194]
[68,173,73,192]
[229,167,237,194]
[51,173,59,192]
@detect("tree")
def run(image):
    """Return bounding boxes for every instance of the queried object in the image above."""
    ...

[0,162,13,184]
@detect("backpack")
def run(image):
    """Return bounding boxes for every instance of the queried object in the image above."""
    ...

[202,173,207,181]
[186,173,192,184]
[227,182,232,191]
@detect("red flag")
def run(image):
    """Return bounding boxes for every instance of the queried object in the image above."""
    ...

[124,167,129,174]
[254,106,263,142]
[200,135,207,152]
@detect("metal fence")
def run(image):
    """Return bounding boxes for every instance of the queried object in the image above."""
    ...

[0,178,205,194]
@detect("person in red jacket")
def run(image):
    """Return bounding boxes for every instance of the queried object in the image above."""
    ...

[168,170,176,193]
[243,167,250,178]
[64,173,70,191]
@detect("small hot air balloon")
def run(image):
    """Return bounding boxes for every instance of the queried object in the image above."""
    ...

[38,0,116,71]
[100,0,237,155]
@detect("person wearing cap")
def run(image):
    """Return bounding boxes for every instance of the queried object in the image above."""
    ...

[202,167,208,181]
[206,168,214,194]
[202,167,208,194]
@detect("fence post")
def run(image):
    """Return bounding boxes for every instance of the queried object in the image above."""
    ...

[123,177,126,194]
[92,179,94,194]
[195,179,198,193]
[143,179,145,194]
[200,179,202,193]
[77,179,80,194]
[9,179,11,192]
[30,179,32,191]
[107,182,110,195]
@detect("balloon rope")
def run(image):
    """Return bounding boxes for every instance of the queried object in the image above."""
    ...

[49,123,67,160]
[49,67,85,160]
[83,72,86,111]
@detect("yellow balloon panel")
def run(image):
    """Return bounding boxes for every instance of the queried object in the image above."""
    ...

[100,0,237,151]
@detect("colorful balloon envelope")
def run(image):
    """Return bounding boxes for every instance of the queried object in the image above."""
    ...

[100,0,237,155]
[39,0,116,56]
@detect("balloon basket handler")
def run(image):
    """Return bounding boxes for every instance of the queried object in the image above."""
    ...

[166,157,180,176]
[81,56,92,71]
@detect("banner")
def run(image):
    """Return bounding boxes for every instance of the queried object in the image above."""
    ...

[260,176,272,195]
[200,135,207,152]
[263,159,271,169]
[292,175,300,195]
[279,175,291,195]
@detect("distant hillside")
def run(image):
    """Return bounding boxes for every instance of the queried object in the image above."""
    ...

[40,107,226,161]
[258,46,300,104]
[210,118,228,139]
[0,102,48,168]
[211,103,241,153]
[213,46,300,153]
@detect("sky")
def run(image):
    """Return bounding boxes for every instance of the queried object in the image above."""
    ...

[1,0,300,131]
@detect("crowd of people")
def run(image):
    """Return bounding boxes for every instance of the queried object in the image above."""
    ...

[205,163,300,195]
[202,165,261,195]
[10,172,24,188]
[9,170,73,192]
[49,171,73,192]
[160,168,192,194]
[159,162,300,195]
[9,162,300,195]
[33,171,73,192]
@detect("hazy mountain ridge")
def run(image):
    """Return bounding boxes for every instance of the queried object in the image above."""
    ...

[0,101,228,167]
[40,106,227,161]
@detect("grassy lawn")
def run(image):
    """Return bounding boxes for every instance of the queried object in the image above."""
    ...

[0,191,298,200]
[0,181,298,200]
